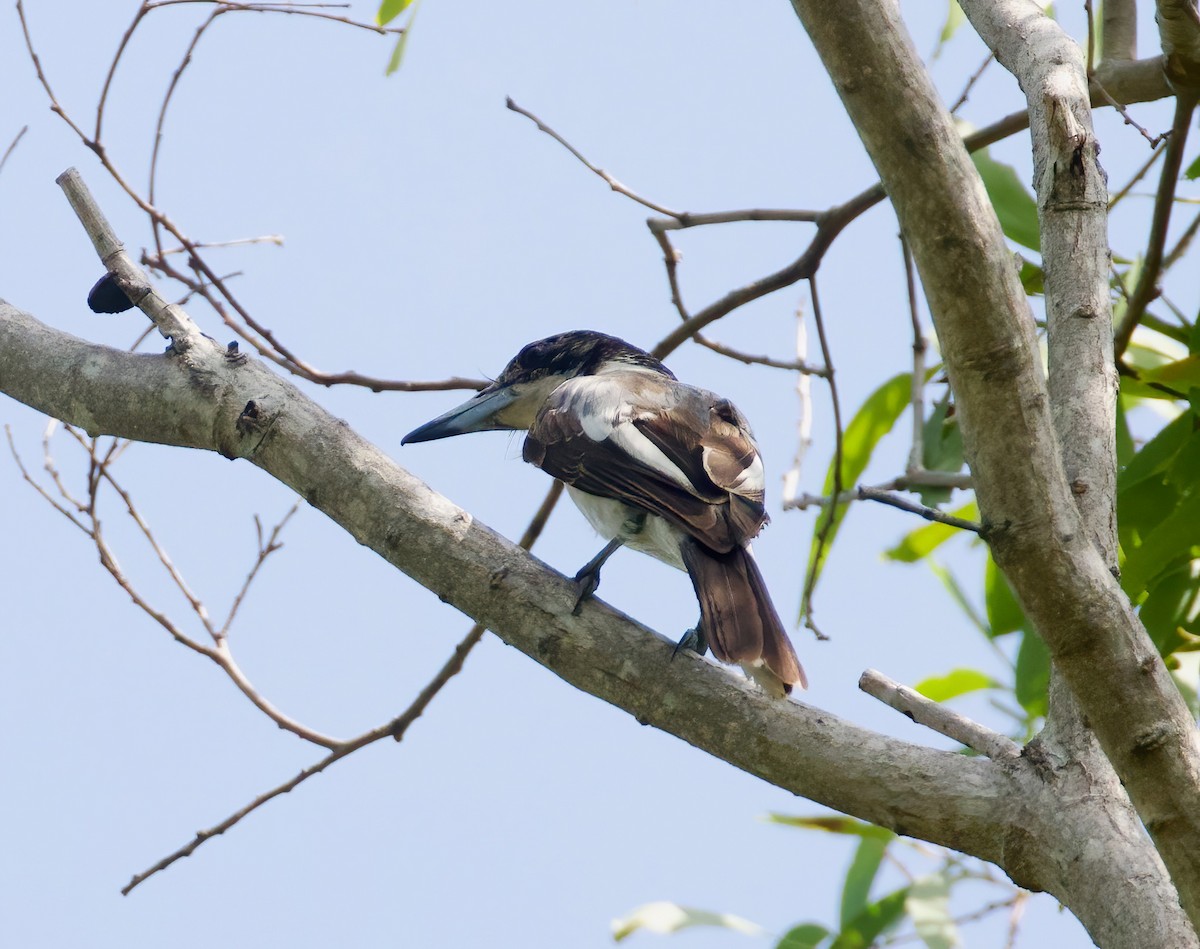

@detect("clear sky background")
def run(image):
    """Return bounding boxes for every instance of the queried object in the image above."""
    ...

[0,2,1181,947]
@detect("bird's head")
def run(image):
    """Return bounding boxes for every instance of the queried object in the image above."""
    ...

[402,330,673,443]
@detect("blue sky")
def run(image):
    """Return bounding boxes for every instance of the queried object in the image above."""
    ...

[0,2,1180,946]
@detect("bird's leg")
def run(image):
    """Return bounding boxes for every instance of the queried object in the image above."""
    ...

[673,620,710,659]
[571,512,646,614]
[572,538,624,614]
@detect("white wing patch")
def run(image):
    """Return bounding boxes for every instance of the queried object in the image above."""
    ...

[554,376,696,491]
[707,445,764,497]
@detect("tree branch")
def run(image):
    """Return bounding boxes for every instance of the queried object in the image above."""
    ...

[859,669,1021,761]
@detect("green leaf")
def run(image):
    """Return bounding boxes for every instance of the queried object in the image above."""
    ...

[376,0,412,25]
[1119,475,1182,561]
[1172,662,1200,718]
[805,373,912,611]
[933,1,965,59]
[929,560,988,635]
[1139,561,1200,657]
[610,902,764,941]
[383,0,421,74]
[1014,631,1050,717]
[1117,407,1191,490]
[919,391,964,505]
[914,668,997,702]
[984,555,1024,637]
[906,874,963,949]
[1115,397,1136,469]
[884,501,978,562]
[1185,153,1200,181]
[766,815,894,841]
[971,149,1041,251]
[831,889,911,949]
[1121,489,1200,595]
[1140,355,1200,390]
[1018,258,1044,295]
[778,923,832,949]
[841,835,889,928]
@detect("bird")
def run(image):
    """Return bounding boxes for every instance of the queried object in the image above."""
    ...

[402,330,806,696]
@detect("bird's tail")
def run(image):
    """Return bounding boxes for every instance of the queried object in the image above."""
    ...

[680,540,807,696]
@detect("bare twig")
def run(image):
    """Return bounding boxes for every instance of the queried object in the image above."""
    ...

[123,482,565,894]
[158,235,286,255]
[219,502,302,637]
[0,125,28,177]
[856,486,983,534]
[1115,94,1198,354]
[785,470,974,512]
[693,334,827,374]
[506,97,682,217]
[859,669,1021,760]
[948,52,996,113]
[782,305,815,507]
[902,237,927,475]
[1109,139,1167,208]
[651,208,822,229]
[1089,77,1168,146]
[5,427,90,532]
[799,276,841,638]
[1164,206,1200,269]
[24,2,436,393]
[1085,0,1097,75]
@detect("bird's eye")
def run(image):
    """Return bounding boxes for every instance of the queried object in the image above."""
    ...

[713,400,739,426]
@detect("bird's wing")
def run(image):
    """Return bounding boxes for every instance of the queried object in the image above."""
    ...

[632,397,768,541]
[524,376,766,551]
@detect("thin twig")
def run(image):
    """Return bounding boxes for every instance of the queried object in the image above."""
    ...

[219,502,302,637]
[1115,94,1198,354]
[902,236,927,475]
[651,208,822,229]
[859,669,1021,760]
[650,227,689,321]
[1109,139,1167,208]
[158,235,285,255]
[28,1,429,393]
[784,471,974,512]
[694,334,827,374]
[1164,206,1200,269]
[124,483,565,894]
[1085,0,1097,76]
[857,486,983,534]
[799,276,841,639]
[5,427,90,532]
[505,97,682,217]
[1090,77,1167,146]
[948,52,996,113]
[0,125,28,176]
[782,304,815,507]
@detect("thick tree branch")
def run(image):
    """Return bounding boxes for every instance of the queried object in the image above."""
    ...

[0,298,999,843]
[1101,0,1137,62]
[959,4,1130,909]
[0,294,1184,943]
[788,0,1200,943]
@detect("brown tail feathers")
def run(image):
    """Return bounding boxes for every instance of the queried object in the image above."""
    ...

[680,539,807,696]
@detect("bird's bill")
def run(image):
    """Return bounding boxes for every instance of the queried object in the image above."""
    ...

[401,385,521,444]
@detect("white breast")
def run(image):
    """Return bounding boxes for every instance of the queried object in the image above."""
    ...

[566,486,686,571]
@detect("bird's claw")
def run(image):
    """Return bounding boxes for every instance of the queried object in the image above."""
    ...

[572,568,601,615]
[673,625,709,660]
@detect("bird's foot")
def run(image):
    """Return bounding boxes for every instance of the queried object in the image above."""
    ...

[571,565,602,615]
[672,624,709,660]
